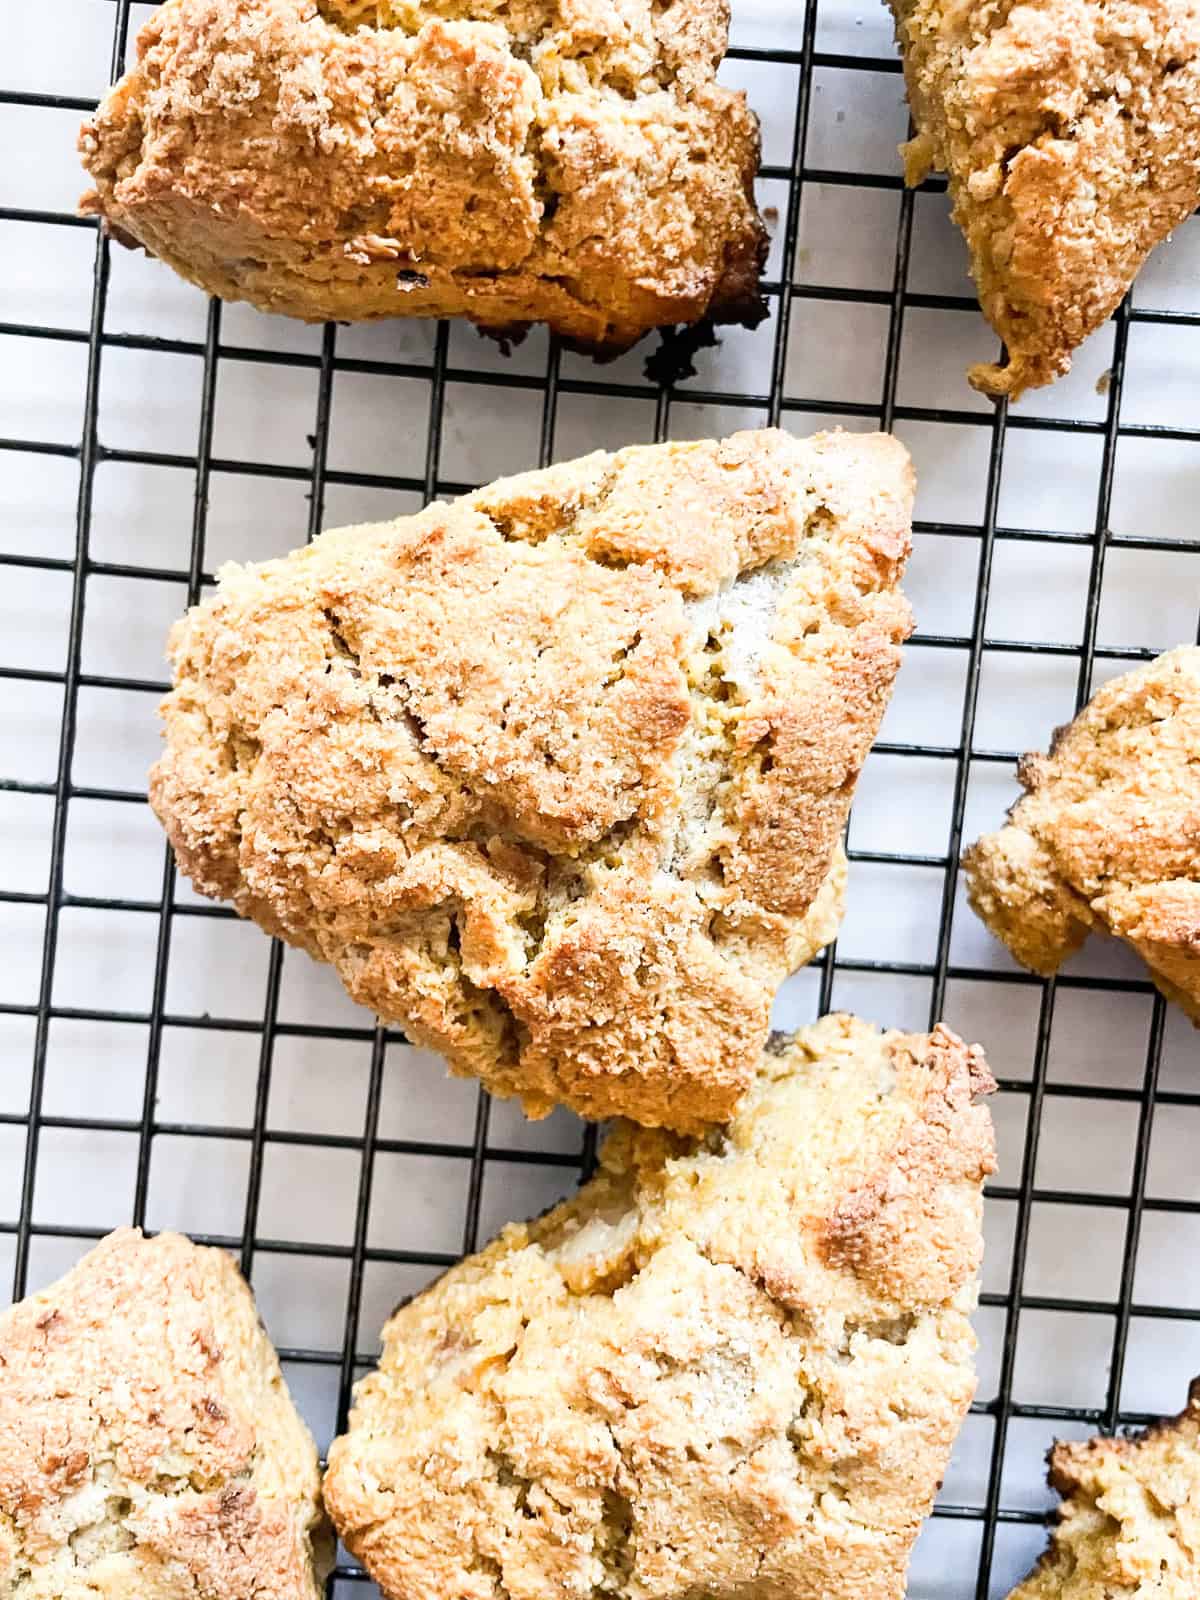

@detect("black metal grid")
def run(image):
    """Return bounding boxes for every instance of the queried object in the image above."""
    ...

[2,1,1199,1596]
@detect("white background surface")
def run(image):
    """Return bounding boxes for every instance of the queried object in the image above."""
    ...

[2,1,1200,1596]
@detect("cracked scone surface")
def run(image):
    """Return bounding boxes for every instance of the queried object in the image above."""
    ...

[890,0,1200,397]
[77,0,766,348]
[964,647,1200,1022]
[0,1227,331,1600]
[1006,1380,1200,1599]
[324,1013,996,1600]
[150,429,914,1131]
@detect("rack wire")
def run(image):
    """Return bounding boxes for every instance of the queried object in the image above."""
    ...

[2,1,1199,1596]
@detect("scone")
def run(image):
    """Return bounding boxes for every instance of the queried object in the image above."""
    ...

[324,1012,997,1600]
[890,0,1200,397]
[1006,1380,1200,1599]
[0,1228,331,1600]
[76,0,766,350]
[964,647,1200,1020]
[149,428,914,1131]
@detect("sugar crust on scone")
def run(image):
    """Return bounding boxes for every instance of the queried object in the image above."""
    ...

[1006,1379,1200,1600]
[964,646,1200,1022]
[324,1012,996,1600]
[149,429,914,1131]
[77,0,767,349]
[890,0,1200,397]
[0,1228,331,1600]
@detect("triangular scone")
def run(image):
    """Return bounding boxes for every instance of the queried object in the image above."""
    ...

[150,429,914,1131]
[325,1013,996,1600]
[890,0,1200,397]
[1006,1381,1200,1599]
[964,647,1200,1020]
[0,1229,331,1599]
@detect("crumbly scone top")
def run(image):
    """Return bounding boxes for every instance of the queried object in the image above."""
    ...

[77,0,766,342]
[324,1012,996,1600]
[964,647,1200,1017]
[1007,1379,1200,1599]
[150,429,914,1130]
[891,0,1200,396]
[0,1228,330,1600]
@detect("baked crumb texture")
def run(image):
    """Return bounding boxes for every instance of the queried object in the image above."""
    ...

[1006,1379,1200,1600]
[0,1228,331,1600]
[77,0,767,349]
[324,1012,997,1600]
[149,429,914,1131]
[889,0,1200,397]
[964,646,1200,1023]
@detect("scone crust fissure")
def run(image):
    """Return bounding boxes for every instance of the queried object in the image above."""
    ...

[0,1228,331,1600]
[890,0,1200,397]
[324,1012,997,1600]
[78,0,767,347]
[964,646,1200,1021]
[149,428,914,1130]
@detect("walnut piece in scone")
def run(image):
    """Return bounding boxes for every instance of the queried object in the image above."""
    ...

[964,647,1200,1021]
[1006,1379,1200,1600]
[77,0,766,351]
[324,1012,997,1600]
[149,429,914,1131]
[889,0,1200,397]
[0,1228,331,1600]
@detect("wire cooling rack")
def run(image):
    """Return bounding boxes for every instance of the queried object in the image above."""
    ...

[2,1,1200,1596]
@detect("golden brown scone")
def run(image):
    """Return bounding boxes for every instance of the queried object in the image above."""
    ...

[324,1012,997,1600]
[889,0,1200,397]
[0,1228,331,1600]
[964,647,1200,1020]
[1006,1380,1200,1599]
[149,429,914,1131]
[76,0,766,350]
